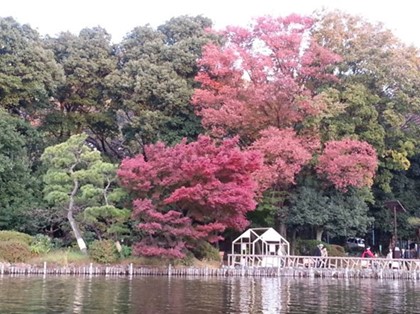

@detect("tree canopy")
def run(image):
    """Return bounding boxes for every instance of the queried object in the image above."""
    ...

[41,133,123,253]
[0,17,63,119]
[118,135,262,257]
[0,12,419,258]
[192,14,378,240]
[105,16,215,156]
[0,109,40,230]
[192,15,340,142]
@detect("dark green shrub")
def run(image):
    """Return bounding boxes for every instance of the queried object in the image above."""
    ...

[51,237,64,249]
[0,231,32,245]
[89,240,119,264]
[0,240,32,262]
[30,234,53,255]
[328,244,346,257]
[119,245,132,259]
[191,241,220,261]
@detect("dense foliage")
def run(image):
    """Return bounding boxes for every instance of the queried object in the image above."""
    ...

[41,133,125,254]
[118,135,262,258]
[0,240,32,262]
[89,240,120,263]
[0,12,419,260]
[192,14,378,241]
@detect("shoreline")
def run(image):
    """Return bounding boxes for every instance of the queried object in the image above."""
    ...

[1,262,419,280]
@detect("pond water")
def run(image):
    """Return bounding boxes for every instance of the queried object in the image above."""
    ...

[0,275,418,313]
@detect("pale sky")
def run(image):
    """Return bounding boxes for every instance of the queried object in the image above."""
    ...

[2,0,419,46]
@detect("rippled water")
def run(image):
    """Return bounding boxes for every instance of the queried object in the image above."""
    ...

[0,275,418,313]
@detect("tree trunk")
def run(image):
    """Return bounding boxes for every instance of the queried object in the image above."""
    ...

[290,229,297,255]
[68,167,87,254]
[278,223,287,239]
[275,193,288,238]
[276,207,288,238]
[67,210,87,254]
[389,234,396,251]
[316,227,324,242]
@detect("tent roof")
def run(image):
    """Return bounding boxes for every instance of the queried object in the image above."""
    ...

[258,228,282,242]
[232,227,284,243]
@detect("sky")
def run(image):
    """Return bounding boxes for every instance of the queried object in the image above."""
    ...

[2,0,420,46]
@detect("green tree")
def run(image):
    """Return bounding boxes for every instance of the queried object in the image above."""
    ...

[43,27,119,157]
[314,10,420,192]
[0,109,40,230]
[81,162,130,242]
[106,16,215,155]
[288,186,373,241]
[385,154,420,241]
[311,10,420,246]
[0,17,63,119]
[315,85,385,153]
[41,133,123,253]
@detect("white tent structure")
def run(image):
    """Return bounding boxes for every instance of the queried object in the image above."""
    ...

[229,228,289,267]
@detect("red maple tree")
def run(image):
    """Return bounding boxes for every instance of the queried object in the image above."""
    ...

[118,135,263,258]
[250,127,317,189]
[192,14,340,140]
[316,139,378,191]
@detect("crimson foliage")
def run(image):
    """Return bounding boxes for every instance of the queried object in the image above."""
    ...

[192,15,378,193]
[316,139,378,191]
[251,127,316,189]
[192,15,340,140]
[118,135,262,258]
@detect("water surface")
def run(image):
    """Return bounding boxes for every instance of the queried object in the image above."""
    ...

[0,275,417,313]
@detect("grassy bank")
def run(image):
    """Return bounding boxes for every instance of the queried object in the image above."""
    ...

[23,249,220,269]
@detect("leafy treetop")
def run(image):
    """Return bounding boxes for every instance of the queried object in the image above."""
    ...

[316,139,378,191]
[192,14,340,142]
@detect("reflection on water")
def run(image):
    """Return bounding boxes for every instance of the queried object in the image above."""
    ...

[0,275,418,313]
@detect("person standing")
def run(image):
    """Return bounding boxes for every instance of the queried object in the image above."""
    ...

[361,246,375,268]
[361,246,375,258]
[321,246,328,268]
[313,244,323,267]
[386,250,393,269]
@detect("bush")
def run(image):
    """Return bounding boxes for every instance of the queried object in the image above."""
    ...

[191,241,221,261]
[30,234,54,255]
[89,240,119,264]
[0,230,32,245]
[328,244,347,257]
[51,238,64,249]
[119,245,132,259]
[0,240,32,262]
